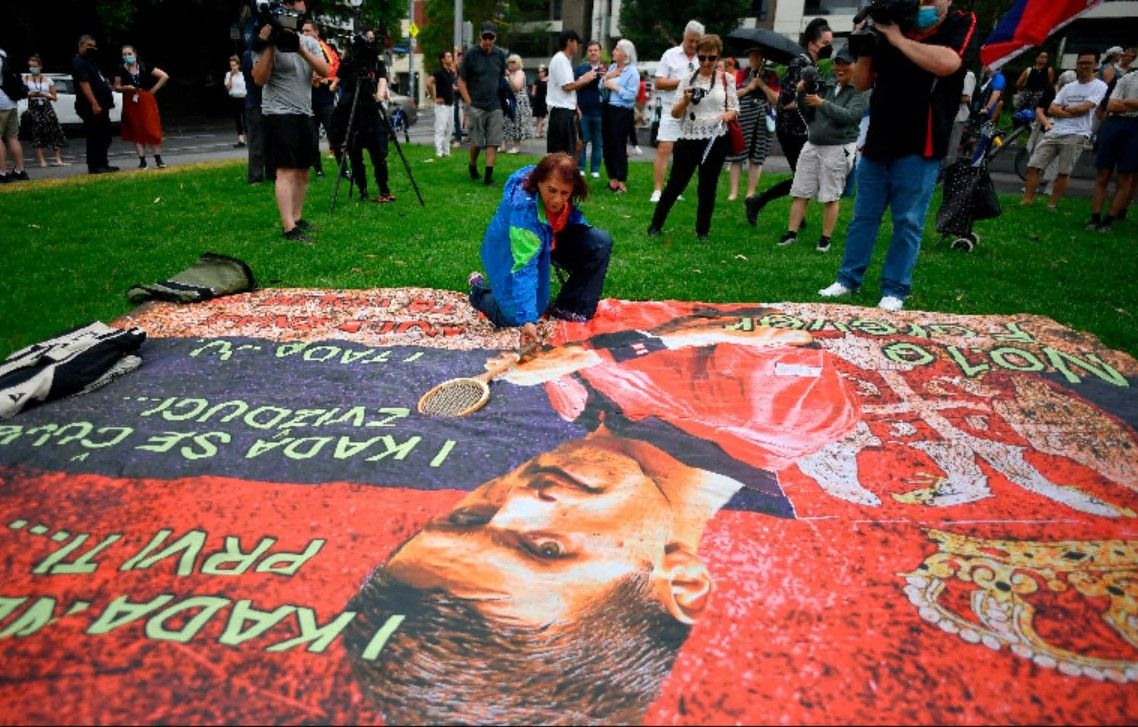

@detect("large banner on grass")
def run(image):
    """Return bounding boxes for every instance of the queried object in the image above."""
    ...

[2,289,1137,724]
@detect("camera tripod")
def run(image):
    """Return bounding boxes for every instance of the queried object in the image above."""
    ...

[330,73,425,212]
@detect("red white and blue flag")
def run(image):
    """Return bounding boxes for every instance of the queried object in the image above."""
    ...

[980,0,1104,68]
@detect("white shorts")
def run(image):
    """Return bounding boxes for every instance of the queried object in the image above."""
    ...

[790,142,857,203]
[656,114,682,143]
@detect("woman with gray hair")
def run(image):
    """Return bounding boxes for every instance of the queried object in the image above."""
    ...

[602,39,640,193]
[503,53,533,153]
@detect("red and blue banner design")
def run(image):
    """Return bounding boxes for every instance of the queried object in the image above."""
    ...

[1,289,1138,725]
[981,0,1104,68]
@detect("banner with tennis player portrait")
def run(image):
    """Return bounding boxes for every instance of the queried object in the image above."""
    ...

[1,288,1136,724]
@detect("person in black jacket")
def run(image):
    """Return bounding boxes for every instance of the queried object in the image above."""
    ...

[70,35,118,175]
[745,18,833,225]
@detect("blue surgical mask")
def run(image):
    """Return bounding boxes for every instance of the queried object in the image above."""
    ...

[123,55,135,64]
[915,6,940,29]
[29,66,41,75]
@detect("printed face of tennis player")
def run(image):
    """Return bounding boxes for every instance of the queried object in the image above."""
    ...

[385,428,714,628]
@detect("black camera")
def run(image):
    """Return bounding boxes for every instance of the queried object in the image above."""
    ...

[848,0,920,58]
[800,65,822,96]
[689,86,707,105]
[252,0,305,53]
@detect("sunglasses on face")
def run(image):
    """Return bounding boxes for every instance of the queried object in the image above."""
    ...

[697,54,718,63]
[481,32,496,40]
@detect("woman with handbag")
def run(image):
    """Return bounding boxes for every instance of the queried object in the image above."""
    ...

[647,34,739,242]
[726,47,779,202]
[601,39,639,193]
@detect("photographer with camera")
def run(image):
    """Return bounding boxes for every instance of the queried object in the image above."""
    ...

[817,0,976,312]
[250,0,330,243]
[776,47,869,253]
[744,18,832,225]
[331,32,396,204]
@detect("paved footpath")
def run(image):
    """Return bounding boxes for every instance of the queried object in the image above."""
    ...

[13,118,1095,198]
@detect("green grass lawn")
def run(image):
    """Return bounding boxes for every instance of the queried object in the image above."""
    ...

[2,145,1136,358]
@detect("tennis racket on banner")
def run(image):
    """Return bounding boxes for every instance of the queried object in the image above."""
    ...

[417,344,538,417]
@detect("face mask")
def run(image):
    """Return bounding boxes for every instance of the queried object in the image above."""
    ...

[915,6,940,29]
[29,67,41,75]
[83,48,98,60]
[123,55,135,64]
[817,44,833,60]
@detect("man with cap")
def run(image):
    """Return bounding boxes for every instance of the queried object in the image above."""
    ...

[776,46,869,252]
[546,29,597,156]
[458,22,508,185]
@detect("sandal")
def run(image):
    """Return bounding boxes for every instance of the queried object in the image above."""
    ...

[370,193,396,203]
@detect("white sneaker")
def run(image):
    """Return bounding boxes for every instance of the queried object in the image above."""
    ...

[649,190,662,203]
[580,170,587,177]
[632,146,642,155]
[878,295,905,311]
[818,282,852,298]
[591,172,600,178]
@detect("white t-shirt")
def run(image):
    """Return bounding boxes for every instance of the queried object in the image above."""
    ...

[546,51,576,110]
[957,70,976,123]
[655,45,697,109]
[1050,77,1108,137]
[226,70,247,98]
[0,50,15,111]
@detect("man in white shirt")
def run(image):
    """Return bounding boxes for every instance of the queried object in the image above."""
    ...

[650,20,703,203]
[1022,51,1109,210]
[547,29,597,156]
[943,68,975,167]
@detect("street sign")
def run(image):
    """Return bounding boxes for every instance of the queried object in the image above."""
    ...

[409,22,419,38]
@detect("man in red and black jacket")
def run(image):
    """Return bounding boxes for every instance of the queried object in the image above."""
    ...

[818,0,977,312]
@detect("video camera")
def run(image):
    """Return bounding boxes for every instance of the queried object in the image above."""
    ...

[251,0,305,53]
[848,0,920,59]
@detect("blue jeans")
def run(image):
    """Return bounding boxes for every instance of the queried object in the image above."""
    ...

[838,154,940,301]
[578,113,603,173]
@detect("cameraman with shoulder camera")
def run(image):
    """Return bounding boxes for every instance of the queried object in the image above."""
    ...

[818,0,976,312]
[251,0,330,243]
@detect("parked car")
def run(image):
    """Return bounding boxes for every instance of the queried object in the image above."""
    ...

[16,73,122,136]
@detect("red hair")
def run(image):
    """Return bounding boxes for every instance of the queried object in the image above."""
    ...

[521,152,589,204]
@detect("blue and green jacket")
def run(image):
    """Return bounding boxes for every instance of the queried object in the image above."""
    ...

[480,165,590,325]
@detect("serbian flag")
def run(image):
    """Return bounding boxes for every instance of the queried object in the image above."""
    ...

[981,0,1103,68]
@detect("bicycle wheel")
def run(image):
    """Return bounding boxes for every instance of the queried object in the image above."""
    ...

[1014,145,1029,181]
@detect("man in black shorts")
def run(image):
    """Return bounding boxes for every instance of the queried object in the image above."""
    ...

[251,0,330,243]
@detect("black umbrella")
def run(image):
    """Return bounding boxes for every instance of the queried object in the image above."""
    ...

[725,28,803,65]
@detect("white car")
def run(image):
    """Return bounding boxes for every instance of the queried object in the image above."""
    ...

[16,73,122,134]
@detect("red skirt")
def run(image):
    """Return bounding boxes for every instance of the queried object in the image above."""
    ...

[120,90,163,145]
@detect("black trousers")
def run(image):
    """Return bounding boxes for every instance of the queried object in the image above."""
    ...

[547,107,578,157]
[650,135,729,236]
[602,104,633,182]
[762,128,808,202]
[470,223,613,326]
[310,102,335,173]
[78,107,112,172]
[348,116,390,197]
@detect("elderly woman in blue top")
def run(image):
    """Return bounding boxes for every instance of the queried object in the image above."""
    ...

[468,152,614,347]
[601,39,640,193]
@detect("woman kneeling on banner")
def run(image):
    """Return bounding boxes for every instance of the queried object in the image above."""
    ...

[468,152,613,346]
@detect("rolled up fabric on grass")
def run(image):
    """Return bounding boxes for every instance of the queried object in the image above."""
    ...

[127,252,256,304]
[0,322,146,419]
